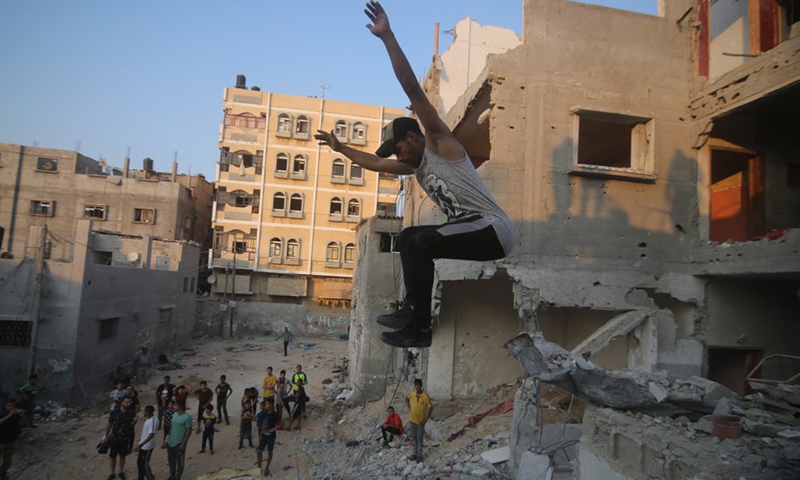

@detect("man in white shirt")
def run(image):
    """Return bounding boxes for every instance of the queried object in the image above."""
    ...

[133,405,159,480]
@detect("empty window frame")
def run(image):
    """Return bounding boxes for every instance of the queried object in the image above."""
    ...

[331,159,346,183]
[277,113,292,137]
[30,200,54,217]
[133,208,156,224]
[275,153,289,178]
[377,201,397,216]
[98,317,119,341]
[573,110,655,179]
[349,162,364,185]
[285,238,300,265]
[36,157,59,172]
[295,115,311,139]
[334,120,349,142]
[84,204,107,220]
[292,155,307,180]
[347,198,362,221]
[325,241,341,266]
[288,193,304,218]
[344,243,356,266]
[272,192,287,216]
[329,197,344,221]
[351,122,366,145]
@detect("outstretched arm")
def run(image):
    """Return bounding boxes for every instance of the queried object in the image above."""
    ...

[314,129,414,175]
[364,1,464,161]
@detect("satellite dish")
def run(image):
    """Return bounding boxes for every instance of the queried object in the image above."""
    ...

[207,275,216,285]
[127,252,140,262]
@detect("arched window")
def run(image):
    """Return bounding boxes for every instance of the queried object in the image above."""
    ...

[269,237,283,263]
[286,239,299,259]
[334,120,348,142]
[331,158,345,183]
[275,153,289,177]
[352,122,366,145]
[329,197,343,221]
[277,113,292,137]
[295,115,310,138]
[344,243,356,265]
[288,193,303,218]
[325,242,340,265]
[349,162,364,185]
[272,192,286,216]
[291,155,307,180]
[347,198,361,220]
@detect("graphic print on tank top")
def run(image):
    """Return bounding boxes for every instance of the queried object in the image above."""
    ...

[422,173,463,219]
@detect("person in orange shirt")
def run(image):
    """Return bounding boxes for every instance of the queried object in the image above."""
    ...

[262,367,277,405]
[380,406,404,447]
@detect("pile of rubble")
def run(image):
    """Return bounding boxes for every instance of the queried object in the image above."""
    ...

[29,400,79,424]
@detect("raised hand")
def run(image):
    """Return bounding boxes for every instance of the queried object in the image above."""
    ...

[364,1,390,38]
[314,130,343,152]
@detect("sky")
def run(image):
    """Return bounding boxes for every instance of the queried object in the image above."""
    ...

[0,0,657,180]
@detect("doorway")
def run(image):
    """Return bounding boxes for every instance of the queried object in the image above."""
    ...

[706,347,763,396]
[709,148,764,242]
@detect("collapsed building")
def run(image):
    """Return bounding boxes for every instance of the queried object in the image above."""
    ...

[350,0,800,478]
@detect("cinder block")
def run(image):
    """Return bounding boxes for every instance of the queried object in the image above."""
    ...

[612,433,641,473]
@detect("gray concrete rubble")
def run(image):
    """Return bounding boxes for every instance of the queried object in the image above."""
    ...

[505,331,736,413]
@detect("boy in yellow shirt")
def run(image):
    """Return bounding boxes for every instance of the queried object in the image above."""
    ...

[405,378,433,462]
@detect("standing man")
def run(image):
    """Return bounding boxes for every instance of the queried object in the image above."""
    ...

[133,346,152,385]
[405,379,433,462]
[261,367,277,405]
[133,405,159,480]
[109,381,127,413]
[315,1,515,349]
[380,406,404,447]
[282,326,293,356]
[214,375,233,425]
[17,375,44,428]
[0,399,23,480]
[155,376,174,430]
[290,365,308,419]
[165,400,193,480]
[255,400,283,477]
[193,381,213,433]
[103,396,137,480]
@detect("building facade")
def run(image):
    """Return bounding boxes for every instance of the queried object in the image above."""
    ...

[210,77,405,310]
[0,143,213,264]
[349,0,800,475]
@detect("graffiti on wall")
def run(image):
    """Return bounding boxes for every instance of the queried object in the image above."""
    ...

[46,357,72,375]
[136,326,156,350]
[302,313,351,332]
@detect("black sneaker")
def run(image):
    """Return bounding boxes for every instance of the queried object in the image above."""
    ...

[376,304,414,329]
[380,325,432,348]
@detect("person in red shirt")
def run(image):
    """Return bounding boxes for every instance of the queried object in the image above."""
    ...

[380,406,403,447]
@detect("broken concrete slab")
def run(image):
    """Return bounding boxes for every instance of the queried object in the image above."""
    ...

[516,452,551,480]
[480,445,510,464]
[571,310,649,360]
[505,331,735,413]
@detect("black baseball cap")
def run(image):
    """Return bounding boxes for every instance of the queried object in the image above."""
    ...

[375,117,421,158]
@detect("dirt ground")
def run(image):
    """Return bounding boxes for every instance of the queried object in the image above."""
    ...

[8,335,352,480]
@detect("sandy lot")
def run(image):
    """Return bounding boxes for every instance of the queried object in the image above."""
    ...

[8,335,351,480]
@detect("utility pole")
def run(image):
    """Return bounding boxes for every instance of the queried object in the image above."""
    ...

[27,224,47,378]
[229,244,237,338]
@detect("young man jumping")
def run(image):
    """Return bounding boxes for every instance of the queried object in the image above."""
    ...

[315,1,514,348]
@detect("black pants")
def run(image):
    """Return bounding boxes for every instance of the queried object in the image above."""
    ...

[217,397,229,423]
[283,341,289,355]
[202,430,214,452]
[136,448,154,480]
[381,426,402,443]
[398,215,506,328]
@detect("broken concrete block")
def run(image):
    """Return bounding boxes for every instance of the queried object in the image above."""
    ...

[480,445,510,464]
[686,375,737,404]
[648,382,670,402]
[571,310,649,360]
[516,452,551,480]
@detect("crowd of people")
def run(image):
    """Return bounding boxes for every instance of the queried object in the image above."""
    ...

[95,361,314,480]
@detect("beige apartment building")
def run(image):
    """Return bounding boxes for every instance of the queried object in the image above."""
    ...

[210,77,405,309]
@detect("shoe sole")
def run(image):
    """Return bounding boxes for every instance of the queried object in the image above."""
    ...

[380,333,432,348]
[376,316,412,329]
